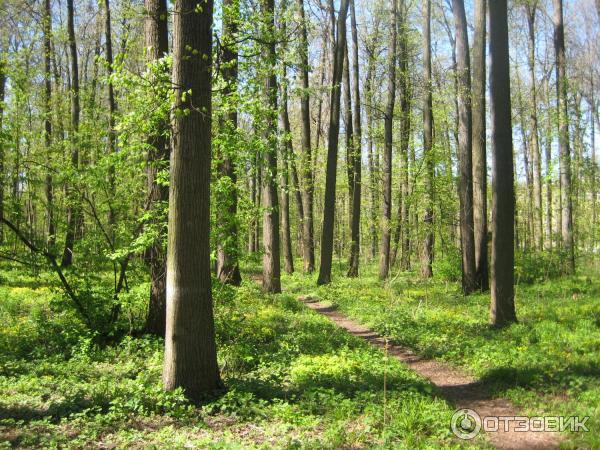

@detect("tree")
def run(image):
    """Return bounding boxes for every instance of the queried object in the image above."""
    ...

[379,0,398,280]
[347,0,362,277]
[163,0,220,402]
[553,0,575,274]
[472,0,488,290]
[421,0,434,278]
[317,0,350,286]
[143,0,170,337]
[216,0,242,285]
[296,0,315,273]
[61,0,82,268]
[489,0,517,327]
[0,50,4,242]
[452,0,476,294]
[104,0,117,229]
[43,0,55,248]
[261,0,281,294]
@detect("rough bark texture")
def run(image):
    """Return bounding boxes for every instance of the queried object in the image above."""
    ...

[143,0,169,337]
[489,0,517,327]
[216,0,242,286]
[378,0,398,280]
[553,0,575,274]
[421,0,434,278]
[163,0,220,402]
[452,0,476,294]
[261,0,281,293]
[347,0,361,278]
[472,0,488,291]
[61,0,82,268]
[317,0,350,286]
[280,71,294,275]
[526,2,543,250]
[296,0,315,273]
[43,0,55,248]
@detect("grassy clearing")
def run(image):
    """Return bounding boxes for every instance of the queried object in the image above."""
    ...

[0,264,479,449]
[284,260,600,449]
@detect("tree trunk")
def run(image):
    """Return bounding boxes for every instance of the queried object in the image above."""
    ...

[61,0,82,268]
[347,0,362,277]
[553,0,575,274]
[163,0,220,402]
[543,78,553,249]
[280,68,294,275]
[472,0,488,290]
[421,0,434,278]
[261,0,281,293]
[489,0,517,327]
[378,0,398,280]
[143,0,169,337]
[296,0,315,273]
[453,0,476,294]
[104,0,117,230]
[216,0,242,285]
[43,0,55,249]
[343,41,354,231]
[0,52,5,242]
[317,0,350,286]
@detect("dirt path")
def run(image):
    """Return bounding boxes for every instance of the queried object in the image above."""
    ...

[298,296,563,450]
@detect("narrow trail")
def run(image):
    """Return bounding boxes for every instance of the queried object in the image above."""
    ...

[298,296,563,450]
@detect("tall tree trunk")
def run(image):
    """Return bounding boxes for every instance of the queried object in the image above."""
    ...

[261,0,281,293]
[216,0,242,285]
[163,0,220,402]
[61,0,82,268]
[543,78,553,249]
[143,0,169,337]
[0,52,4,242]
[280,67,294,275]
[526,2,543,250]
[317,0,350,286]
[104,0,117,230]
[591,74,596,248]
[553,0,575,273]
[378,0,398,280]
[296,0,315,273]
[489,0,517,327]
[516,72,534,250]
[43,0,55,249]
[347,0,362,277]
[343,41,354,230]
[472,0,488,290]
[453,0,476,294]
[421,0,434,278]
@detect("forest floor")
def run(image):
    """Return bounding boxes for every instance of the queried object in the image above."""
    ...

[0,258,599,448]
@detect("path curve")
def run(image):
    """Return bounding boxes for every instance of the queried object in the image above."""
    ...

[298,296,562,450]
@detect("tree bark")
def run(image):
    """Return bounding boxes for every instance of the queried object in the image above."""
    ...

[43,0,55,249]
[378,0,398,280]
[472,0,488,290]
[296,0,315,273]
[143,0,170,337]
[61,0,82,268]
[261,0,281,293]
[216,0,242,285]
[280,67,294,275]
[317,0,350,286]
[0,51,4,242]
[104,0,117,230]
[421,0,434,278]
[553,0,575,274]
[163,0,220,402]
[489,0,517,327]
[452,0,476,294]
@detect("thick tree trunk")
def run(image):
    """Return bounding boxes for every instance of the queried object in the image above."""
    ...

[43,0,55,249]
[296,0,315,273]
[261,0,281,293]
[143,0,169,337]
[61,0,82,268]
[553,0,575,274]
[216,0,242,285]
[421,0,434,278]
[526,3,544,250]
[489,0,517,327]
[347,0,362,277]
[472,0,488,290]
[453,0,476,294]
[378,0,398,280]
[317,0,350,286]
[163,0,220,402]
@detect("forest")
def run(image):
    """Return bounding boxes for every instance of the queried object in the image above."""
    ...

[1,0,599,448]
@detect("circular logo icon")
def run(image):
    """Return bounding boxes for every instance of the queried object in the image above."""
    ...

[451,408,482,440]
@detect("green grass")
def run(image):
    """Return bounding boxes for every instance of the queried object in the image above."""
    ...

[0,263,478,449]
[283,260,600,449]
